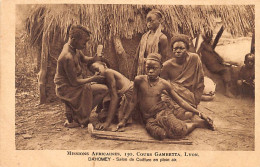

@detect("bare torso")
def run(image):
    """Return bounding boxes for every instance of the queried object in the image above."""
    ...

[55,43,83,84]
[136,76,167,113]
[161,59,183,81]
[104,69,131,91]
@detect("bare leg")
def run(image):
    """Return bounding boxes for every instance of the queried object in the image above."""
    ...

[183,112,194,120]
[237,80,243,98]
[91,84,108,109]
[222,68,235,98]
[185,123,198,135]
[63,103,80,128]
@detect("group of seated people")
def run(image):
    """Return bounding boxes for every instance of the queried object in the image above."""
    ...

[54,9,254,140]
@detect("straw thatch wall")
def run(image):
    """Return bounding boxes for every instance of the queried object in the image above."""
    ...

[22,4,254,103]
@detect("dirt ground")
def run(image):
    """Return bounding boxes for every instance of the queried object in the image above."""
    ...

[15,87,255,151]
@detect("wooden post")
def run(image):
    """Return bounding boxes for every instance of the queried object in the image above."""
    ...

[250,31,255,54]
[194,33,200,52]
[113,36,130,78]
[38,31,49,104]
[36,45,42,73]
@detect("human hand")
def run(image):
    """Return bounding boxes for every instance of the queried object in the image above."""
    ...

[93,55,103,62]
[237,80,243,86]
[95,122,110,131]
[199,113,215,130]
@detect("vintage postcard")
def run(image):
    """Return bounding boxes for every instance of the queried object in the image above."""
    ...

[1,0,259,166]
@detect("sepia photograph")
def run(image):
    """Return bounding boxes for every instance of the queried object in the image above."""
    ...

[14,4,255,151]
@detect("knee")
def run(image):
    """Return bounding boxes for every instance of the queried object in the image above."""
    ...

[146,121,167,140]
[99,85,108,92]
[98,85,108,95]
[91,84,108,94]
[184,112,194,120]
[237,80,243,86]
[146,127,167,140]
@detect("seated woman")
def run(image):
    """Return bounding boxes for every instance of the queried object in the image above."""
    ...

[54,25,108,128]
[160,34,205,120]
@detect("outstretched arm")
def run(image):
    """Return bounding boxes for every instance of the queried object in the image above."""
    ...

[79,51,93,63]
[165,81,201,116]
[165,81,214,130]
[64,56,105,86]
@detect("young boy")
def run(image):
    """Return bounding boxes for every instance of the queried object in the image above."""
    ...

[237,53,255,97]
[117,53,214,140]
[87,59,134,130]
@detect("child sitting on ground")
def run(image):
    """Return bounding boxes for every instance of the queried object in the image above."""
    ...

[237,53,255,97]
[117,53,214,140]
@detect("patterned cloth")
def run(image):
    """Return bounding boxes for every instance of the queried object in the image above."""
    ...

[99,82,134,123]
[54,44,93,125]
[136,24,164,75]
[142,101,188,140]
[162,52,205,106]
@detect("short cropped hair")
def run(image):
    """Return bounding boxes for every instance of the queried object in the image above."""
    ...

[69,25,91,39]
[170,34,190,50]
[87,57,111,70]
[245,53,255,61]
[146,53,162,65]
[148,9,163,19]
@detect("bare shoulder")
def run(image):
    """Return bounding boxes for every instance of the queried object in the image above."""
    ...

[162,59,172,67]
[162,59,175,70]
[159,33,168,40]
[104,69,115,77]
[58,51,73,63]
[134,75,146,84]
[159,77,170,86]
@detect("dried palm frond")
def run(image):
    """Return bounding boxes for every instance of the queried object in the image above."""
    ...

[24,4,254,52]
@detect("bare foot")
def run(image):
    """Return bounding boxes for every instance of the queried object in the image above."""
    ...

[203,117,215,131]
[192,115,215,131]
[64,120,80,128]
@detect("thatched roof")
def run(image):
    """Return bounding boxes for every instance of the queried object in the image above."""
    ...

[25,4,254,53]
